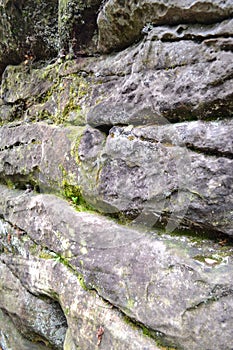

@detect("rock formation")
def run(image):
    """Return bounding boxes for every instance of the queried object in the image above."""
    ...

[0,1,232,349]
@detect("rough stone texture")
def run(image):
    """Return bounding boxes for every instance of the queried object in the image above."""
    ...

[88,32,233,125]
[0,0,58,77]
[0,122,84,194]
[0,1,233,349]
[0,309,51,350]
[0,216,161,350]
[0,120,232,236]
[78,121,233,235]
[97,0,233,52]
[1,28,232,126]
[58,0,103,57]
[0,61,96,125]
[0,0,104,78]
[0,261,67,349]
[0,187,233,350]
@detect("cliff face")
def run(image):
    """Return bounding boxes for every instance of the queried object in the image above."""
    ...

[0,1,233,349]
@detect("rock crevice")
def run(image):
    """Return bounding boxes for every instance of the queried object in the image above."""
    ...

[0,1,233,349]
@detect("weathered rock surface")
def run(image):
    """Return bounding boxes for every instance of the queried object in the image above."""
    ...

[0,122,83,194]
[1,26,233,126]
[0,119,232,236]
[97,0,233,52]
[0,0,58,77]
[0,213,161,350]
[0,261,67,349]
[59,0,103,57]
[88,32,233,125]
[79,121,233,235]
[0,0,233,349]
[0,0,105,78]
[0,61,96,125]
[0,186,233,349]
[0,308,51,350]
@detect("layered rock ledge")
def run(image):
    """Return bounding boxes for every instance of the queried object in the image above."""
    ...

[1,186,233,349]
[0,1,233,349]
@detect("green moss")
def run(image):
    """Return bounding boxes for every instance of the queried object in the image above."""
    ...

[61,178,81,200]
[50,251,89,291]
[35,72,91,125]
[123,315,138,330]
[165,225,224,243]
[28,244,54,260]
[127,298,135,309]
[67,125,84,164]
[72,195,96,213]
[78,274,88,291]
[36,109,53,122]
[193,250,233,264]
[48,290,59,301]
[123,316,177,349]
[39,251,54,260]
[64,306,70,316]
[60,165,96,213]
[5,178,15,190]
[28,242,39,255]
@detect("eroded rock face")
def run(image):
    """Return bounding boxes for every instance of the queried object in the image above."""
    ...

[0,0,233,349]
[0,261,67,349]
[0,309,51,350]
[0,214,161,350]
[78,121,233,235]
[97,0,233,52]
[0,189,233,350]
[0,0,59,77]
[0,122,84,193]
[59,0,103,56]
[0,0,104,78]
[88,32,233,125]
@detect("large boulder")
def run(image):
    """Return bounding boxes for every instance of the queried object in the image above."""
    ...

[0,120,232,236]
[0,187,233,349]
[0,215,161,350]
[97,0,233,52]
[78,121,233,236]
[88,29,233,125]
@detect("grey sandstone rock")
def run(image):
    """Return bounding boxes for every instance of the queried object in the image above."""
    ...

[0,187,233,350]
[0,309,51,350]
[1,28,232,127]
[79,121,233,236]
[0,119,232,236]
[0,0,233,349]
[97,0,233,52]
[0,61,96,125]
[87,34,233,125]
[0,122,83,194]
[0,261,67,349]
[145,18,233,41]
[0,217,160,350]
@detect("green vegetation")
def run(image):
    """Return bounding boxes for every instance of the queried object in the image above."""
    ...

[123,315,178,350]
[60,165,96,213]
[65,188,96,213]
